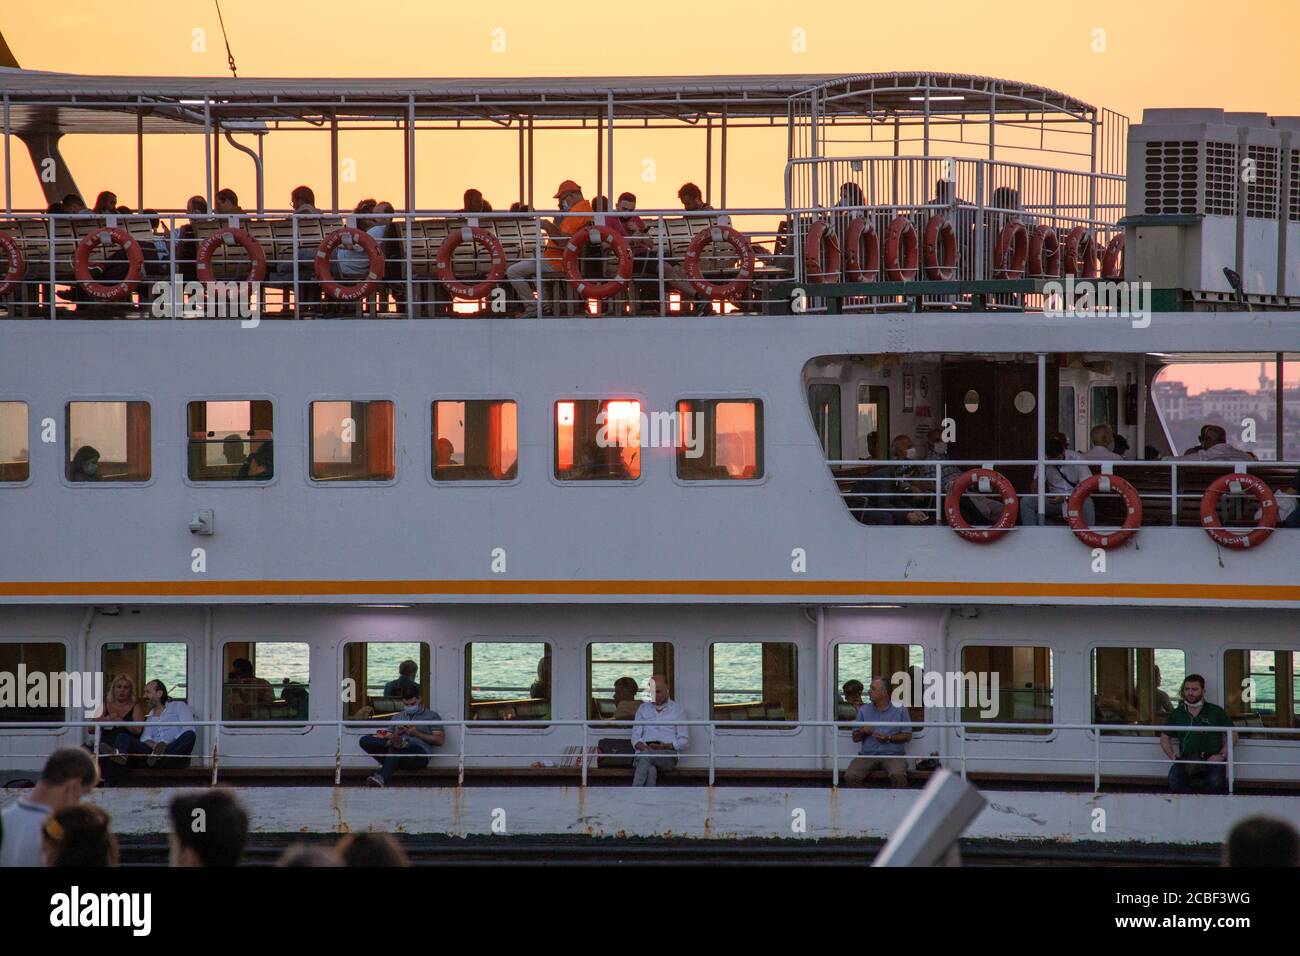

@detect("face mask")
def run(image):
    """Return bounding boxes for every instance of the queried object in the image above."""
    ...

[559,197,571,211]
[931,442,948,455]
[403,704,421,716]
[904,448,917,460]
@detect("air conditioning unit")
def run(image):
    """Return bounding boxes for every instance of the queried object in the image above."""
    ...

[1272,116,1300,297]
[1227,112,1281,296]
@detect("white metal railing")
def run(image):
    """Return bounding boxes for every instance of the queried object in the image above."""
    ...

[2,717,1295,794]
[828,457,1300,531]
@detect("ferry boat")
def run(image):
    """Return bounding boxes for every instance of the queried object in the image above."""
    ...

[0,57,1297,859]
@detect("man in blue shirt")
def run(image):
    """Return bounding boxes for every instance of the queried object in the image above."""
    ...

[360,685,443,787]
[843,676,912,788]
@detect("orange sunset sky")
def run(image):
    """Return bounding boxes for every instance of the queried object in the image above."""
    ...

[3,2,1298,389]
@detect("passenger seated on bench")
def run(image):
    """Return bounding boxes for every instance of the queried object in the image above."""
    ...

[93,190,119,215]
[222,433,246,467]
[88,673,146,775]
[175,195,208,283]
[506,179,592,318]
[383,659,420,697]
[67,445,101,482]
[214,188,242,215]
[631,674,687,786]
[1171,424,1253,462]
[63,193,89,215]
[267,185,323,304]
[843,676,910,788]
[462,189,491,214]
[360,684,444,788]
[225,657,275,718]
[108,680,197,771]
[1024,435,1095,526]
[838,679,864,721]
[1085,424,1124,461]
[612,676,641,721]
[237,440,273,480]
[1161,674,1230,794]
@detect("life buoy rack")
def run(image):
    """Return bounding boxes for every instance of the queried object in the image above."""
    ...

[562,223,634,299]
[314,227,385,301]
[1066,473,1142,549]
[1061,226,1096,278]
[843,217,879,281]
[943,468,1020,543]
[883,215,918,282]
[436,226,507,300]
[1199,473,1277,550]
[992,220,1028,279]
[803,219,841,283]
[682,223,754,300]
[195,227,267,284]
[73,226,144,301]
[1027,225,1059,278]
[0,231,25,298]
[1100,233,1125,279]
[922,214,957,280]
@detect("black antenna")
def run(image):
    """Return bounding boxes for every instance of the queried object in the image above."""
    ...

[214,0,238,78]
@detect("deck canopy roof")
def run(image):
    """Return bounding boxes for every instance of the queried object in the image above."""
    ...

[0,69,1100,133]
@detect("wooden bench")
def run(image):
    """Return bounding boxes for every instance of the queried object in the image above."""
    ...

[1089,463,1297,527]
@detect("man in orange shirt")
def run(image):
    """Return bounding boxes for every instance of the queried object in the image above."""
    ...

[506,180,592,317]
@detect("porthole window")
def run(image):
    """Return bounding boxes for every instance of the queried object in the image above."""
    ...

[962,389,980,413]
[1013,390,1037,414]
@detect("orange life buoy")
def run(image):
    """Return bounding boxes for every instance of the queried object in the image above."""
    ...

[922,214,957,280]
[883,215,918,282]
[436,226,507,300]
[992,220,1028,279]
[943,468,1020,543]
[314,227,385,301]
[1061,226,1097,278]
[73,226,144,301]
[803,219,841,283]
[843,217,879,282]
[196,227,267,284]
[1199,473,1278,550]
[0,231,25,298]
[563,223,634,299]
[1100,233,1125,279]
[1066,473,1142,549]
[682,223,754,300]
[1028,225,1059,278]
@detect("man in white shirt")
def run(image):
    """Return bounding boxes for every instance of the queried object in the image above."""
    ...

[1085,425,1124,461]
[110,680,197,770]
[630,674,688,787]
[1173,425,1254,462]
[0,748,98,867]
[1025,435,1094,525]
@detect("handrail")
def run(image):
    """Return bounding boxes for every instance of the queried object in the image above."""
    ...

[6,717,1295,795]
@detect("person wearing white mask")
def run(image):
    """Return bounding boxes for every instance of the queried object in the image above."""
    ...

[360,684,444,787]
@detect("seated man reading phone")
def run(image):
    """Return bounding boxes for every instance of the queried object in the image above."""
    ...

[359,684,444,787]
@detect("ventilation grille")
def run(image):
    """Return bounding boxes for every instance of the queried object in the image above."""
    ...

[1245,145,1279,219]
[1143,141,1199,214]
[1289,148,1300,222]
[1204,141,1237,216]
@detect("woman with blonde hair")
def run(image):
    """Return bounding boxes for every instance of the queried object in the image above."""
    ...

[90,673,146,778]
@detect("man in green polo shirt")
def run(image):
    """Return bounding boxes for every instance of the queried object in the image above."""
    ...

[1159,674,1231,794]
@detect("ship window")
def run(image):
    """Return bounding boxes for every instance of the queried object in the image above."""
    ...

[856,385,889,460]
[220,642,310,722]
[1090,385,1119,433]
[1224,649,1300,740]
[833,643,926,722]
[0,401,29,482]
[676,399,763,480]
[807,384,841,460]
[310,400,395,481]
[587,642,675,722]
[962,389,980,413]
[959,645,1053,734]
[1090,647,1185,736]
[432,400,518,481]
[101,642,190,707]
[187,400,273,481]
[342,642,432,719]
[65,401,151,482]
[554,399,640,480]
[710,642,798,723]
[465,642,551,723]
[0,643,67,722]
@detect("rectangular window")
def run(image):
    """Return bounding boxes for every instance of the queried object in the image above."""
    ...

[587,641,675,721]
[1090,647,1185,735]
[432,400,518,481]
[101,641,190,704]
[187,400,273,481]
[676,399,763,480]
[960,645,1053,734]
[0,643,67,722]
[0,401,29,482]
[1225,649,1299,739]
[833,643,926,722]
[465,642,551,722]
[1090,385,1119,433]
[220,642,310,722]
[66,401,151,482]
[710,642,798,723]
[342,642,432,719]
[1058,385,1075,447]
[310,400,395,481]
[808,384,841,460]
[554,399,640,480]
[856,385,889,460]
